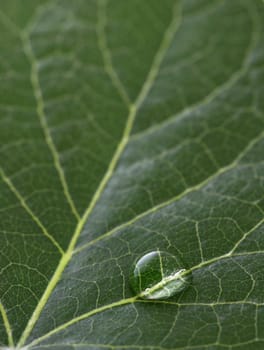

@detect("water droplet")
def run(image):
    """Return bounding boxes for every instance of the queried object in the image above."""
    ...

[130,250,191,299]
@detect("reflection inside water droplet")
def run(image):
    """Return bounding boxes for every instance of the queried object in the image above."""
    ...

[130,250,191,300]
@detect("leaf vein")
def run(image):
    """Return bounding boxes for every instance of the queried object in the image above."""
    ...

[131,1,260,141]
[0,302,14,347]
[74,130,264,255]
[96,0,131,106]
[21,32,81,221]
[0,167,64,255]
[17,3,183,345]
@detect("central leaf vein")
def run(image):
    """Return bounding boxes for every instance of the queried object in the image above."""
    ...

[16,1,182,347]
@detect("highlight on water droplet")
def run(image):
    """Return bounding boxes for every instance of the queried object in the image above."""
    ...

[130,250,191,300]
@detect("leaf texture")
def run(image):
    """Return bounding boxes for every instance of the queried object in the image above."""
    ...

[0,0,264,349]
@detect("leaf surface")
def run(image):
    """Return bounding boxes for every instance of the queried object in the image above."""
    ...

[0,0,264,349]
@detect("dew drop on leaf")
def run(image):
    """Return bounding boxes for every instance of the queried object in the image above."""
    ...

[130,250,192,299]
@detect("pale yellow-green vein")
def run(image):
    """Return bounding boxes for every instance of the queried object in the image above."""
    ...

[27,246,264,347]
[131,0,260,142]
[21,32,81,221]
[0,302,14,347]
[27,297,137,347]
[96,0,131,106]
[25,342,236,350]
[134,2,182,109]
[17,3,182,346]
[74,128,264,255]
[0,167,64,255]
[228,216,264,255]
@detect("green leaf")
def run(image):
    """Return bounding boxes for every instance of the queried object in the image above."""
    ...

[0,0,264,349]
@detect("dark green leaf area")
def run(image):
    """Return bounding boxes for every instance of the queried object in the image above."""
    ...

[0,0,264,349]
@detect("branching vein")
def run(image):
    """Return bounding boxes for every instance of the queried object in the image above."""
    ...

[16,3,182,346]
[27,246,264,347]
[0,302,14,347]
[96,0,131,106]
[21,32,81,222]
[0,1,262,349]
[0,167,64,255]
[74,128,264,255]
